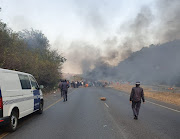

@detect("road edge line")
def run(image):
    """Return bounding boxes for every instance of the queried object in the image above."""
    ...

[44,91,74,111]
[44,98,63,111]
[120,92,180,113]
[0,133,9,139]
[146,100,180,113]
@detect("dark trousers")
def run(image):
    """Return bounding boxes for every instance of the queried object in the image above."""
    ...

[132,101,141,117]
[62,90,67,101]
[61,89,63,97]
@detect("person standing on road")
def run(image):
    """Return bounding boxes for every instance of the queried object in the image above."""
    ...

[130,81,145,120]
[62,80,70,102]
[59,80,63,97]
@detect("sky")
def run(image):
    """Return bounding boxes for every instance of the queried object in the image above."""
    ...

[0,0,157,73]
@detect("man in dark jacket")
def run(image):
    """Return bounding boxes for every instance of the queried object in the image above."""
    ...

[59,80,63,97]
[130,81,145,120]
[61,80,70,102]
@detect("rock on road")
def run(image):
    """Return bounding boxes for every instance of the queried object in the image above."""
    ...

[3,87,180,139]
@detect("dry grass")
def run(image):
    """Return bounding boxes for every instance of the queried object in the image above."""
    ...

[111,84,180,106]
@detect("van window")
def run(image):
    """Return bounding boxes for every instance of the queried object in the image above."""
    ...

[29,76,39,89]
[18,74,31,89]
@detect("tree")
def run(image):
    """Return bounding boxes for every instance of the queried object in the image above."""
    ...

[19,29,49,50]
[0,21,66,90]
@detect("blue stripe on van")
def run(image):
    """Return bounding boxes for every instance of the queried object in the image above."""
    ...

[0,88,2,117]
[0,88,2,97]
[33,90,40,111]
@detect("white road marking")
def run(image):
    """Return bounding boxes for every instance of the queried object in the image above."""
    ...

[105,103,109,108]
[146,100,180,113]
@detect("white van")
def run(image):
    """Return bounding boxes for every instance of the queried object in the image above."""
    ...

[0,68,44,131]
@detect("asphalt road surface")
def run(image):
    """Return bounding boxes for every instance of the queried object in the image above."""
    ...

[1,87,180,139]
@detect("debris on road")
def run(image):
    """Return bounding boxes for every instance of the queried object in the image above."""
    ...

[100,97,106,101]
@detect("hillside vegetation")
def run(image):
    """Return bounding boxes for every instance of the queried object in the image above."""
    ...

[86,40,180,87]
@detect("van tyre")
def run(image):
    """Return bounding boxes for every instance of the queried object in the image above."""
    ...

[38,101,43,114]
[7,111,18,132]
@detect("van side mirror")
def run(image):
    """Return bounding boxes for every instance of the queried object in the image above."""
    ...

[39,85,44,89]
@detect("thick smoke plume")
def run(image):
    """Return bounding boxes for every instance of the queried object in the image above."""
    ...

[66,0,180,86]
[63,41,101,74]
[86,40,180,86]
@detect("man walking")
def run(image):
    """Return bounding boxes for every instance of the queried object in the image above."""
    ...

[59,80,63,97]
[61,80,70,102]
[130,81,145,120]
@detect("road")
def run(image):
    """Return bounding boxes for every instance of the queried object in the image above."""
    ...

[1,87,180,139]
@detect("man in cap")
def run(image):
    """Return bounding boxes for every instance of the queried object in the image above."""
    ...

[130,81,145,120]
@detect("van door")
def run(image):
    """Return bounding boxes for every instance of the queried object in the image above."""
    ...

[18,74,34,117]
[29,76,40,111]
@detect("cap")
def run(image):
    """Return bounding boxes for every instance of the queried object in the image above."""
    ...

[136,81,140,85]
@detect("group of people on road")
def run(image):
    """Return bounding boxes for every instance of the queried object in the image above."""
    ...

[71,81,82,88]
[58,79,145,120]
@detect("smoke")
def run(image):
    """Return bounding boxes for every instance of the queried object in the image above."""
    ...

[88,6,155,66]
[118,6,154,47]
[10,16,33,31]
[156,0,180,41]
[62,0,180,87]
[81,0,180,86]
[63,41,101,74]
[116,40,180,86]
[75,0,107,35]
[85,40,180,86]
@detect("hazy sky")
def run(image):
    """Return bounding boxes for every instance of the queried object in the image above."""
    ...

[0,0,157,73]
[0,0,155,47]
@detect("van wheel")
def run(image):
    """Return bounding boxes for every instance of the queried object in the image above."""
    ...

[7,111,18,132]
[38,101,43,114]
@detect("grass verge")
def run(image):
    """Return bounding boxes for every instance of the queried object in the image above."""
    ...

[111,84,180,106]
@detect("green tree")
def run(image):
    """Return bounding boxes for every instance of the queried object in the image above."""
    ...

[0,21,66,91]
